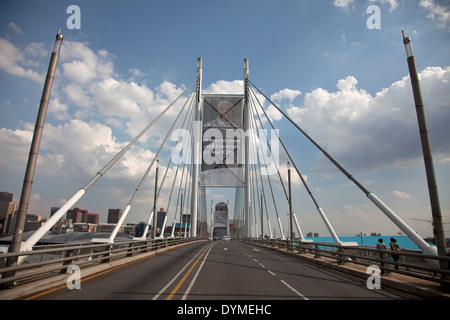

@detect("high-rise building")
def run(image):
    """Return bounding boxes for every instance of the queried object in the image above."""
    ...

[0,192,16,236]
[85,213,99,224]
[156,208,166,229]
[0,192,13,202]
[213,202,228,239]
[0,202,16,236]
[50,207,60,217]
[108,208,122,224]
[66,207,87,223]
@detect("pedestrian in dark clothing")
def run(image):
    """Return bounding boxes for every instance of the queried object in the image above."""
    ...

[390,238,401,270]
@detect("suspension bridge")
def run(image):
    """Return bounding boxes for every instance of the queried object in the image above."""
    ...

[0,29,448,302]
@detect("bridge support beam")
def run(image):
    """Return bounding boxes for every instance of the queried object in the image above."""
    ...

[8,29,63,260]
[402,31,447,270]
[191,58,202,237]
[243,59,251,237]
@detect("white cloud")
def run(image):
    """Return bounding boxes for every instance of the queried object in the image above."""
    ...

[8,22,22,34]
[390,190,412,199]
[334,0,355,9]
[0,119,156,182]
[204,80,244,94]
[0,38,44,83]
[419,0,450,31]
[270,88,301,103]
[287,66,450,172]
[61,41,114,84]
[49,98,70,120]
[369,0,399,13]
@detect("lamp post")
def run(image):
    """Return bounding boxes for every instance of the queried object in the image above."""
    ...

[402,31,447,270]
[10,29,63,256]
[288,161,294,251]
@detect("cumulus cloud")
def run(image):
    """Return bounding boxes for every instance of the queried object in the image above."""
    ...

[420,0,450,31]
[0,38,44,82]
[8,22,22,34]
[390,190,412,199]
[369,0,399,12]
[270,88,302,103]
[287,66,450,172]
[0,119,156,182]
[333,0,355,9]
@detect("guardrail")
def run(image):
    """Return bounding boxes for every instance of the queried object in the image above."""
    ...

[245,238,450,286]
[0,237,199,288]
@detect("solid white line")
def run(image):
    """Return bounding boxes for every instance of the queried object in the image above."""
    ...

[182,243,214,300]
[152,244,206,300]
[280,280,309,300]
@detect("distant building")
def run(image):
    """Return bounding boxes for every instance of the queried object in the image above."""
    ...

[108,209,122,224]
[23,214,46,233]
[213,202,228,240]
[124,223,136,236]
[0,202,16,236]
[156,208,167,236]
[0,192,13,202]
[134,222,147,237]
[0,192,16,236]
[85,213,99,225]
[67,207,87,223]
[97,223,122,233]
[73,222,97,233]
[50,207,60,217]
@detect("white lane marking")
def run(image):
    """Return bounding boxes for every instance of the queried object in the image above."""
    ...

[280,280,309,300]
[152,244,207,300]
[182,243,214,300]
[224,248,228,251]
[268,270,276,276]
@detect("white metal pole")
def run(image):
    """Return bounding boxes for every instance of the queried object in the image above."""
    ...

[190,58,202,238]
[243,59,251,237]
[227,200,230,240]
[267,219,273,238]
[140,211,153,239]
[158,215,168,239]
[293,213,307,241]
[277,216,285,240]
[11,29,63,257]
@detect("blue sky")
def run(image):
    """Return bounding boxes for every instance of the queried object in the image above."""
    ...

[0,0,449,239]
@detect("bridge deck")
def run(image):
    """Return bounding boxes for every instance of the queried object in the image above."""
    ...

[7,240,441,301]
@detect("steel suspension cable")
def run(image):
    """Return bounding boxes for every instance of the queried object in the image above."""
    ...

[249,86,321,209]
[109,91,196,242]
[246,96,285,238]
[249,80,370,196]
[22,80,196,252]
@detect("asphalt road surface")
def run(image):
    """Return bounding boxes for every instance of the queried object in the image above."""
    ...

[28,240,415,300]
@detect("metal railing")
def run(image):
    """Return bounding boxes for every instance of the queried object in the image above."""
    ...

[0,237,199,288]
[245,238,450,286]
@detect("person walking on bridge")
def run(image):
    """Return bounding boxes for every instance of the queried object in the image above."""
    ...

[389,238,401,270]
[376,238,387,274]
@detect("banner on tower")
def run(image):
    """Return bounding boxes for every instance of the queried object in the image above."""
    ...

[200,94,245,187]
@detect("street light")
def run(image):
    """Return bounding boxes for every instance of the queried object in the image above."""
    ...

[402,30,447,270]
